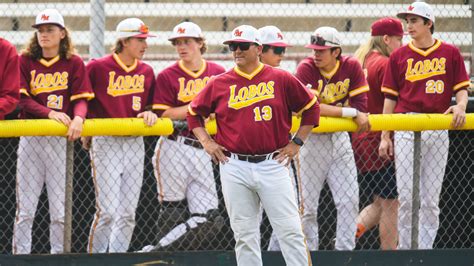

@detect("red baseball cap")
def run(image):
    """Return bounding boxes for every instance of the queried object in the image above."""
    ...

[371,17,404,37]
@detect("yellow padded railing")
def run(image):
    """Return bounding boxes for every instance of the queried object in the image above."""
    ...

[0,114,473,137]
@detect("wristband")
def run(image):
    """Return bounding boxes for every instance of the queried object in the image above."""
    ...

[342,107,358,118]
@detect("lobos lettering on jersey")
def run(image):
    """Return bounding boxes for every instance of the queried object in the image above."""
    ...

[29,70,68,95]
[405,57,446,82]
[177,77,211,102]
[107,71,145,97]
[228,81,275,109]
[317,78,350,104]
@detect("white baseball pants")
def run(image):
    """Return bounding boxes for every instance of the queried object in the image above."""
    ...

[88,136,144,253]
[220,155,311,266]
[395,130,448,249]
[13,136,66,254]
[300,132,359,250]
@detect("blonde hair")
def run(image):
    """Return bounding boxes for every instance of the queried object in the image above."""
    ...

[111,38,127,54]
[22,26,76,60]
[354,36,390,67]
[171,37,207,55]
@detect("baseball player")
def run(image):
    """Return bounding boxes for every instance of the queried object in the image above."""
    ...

[187,25,318,266]
[13,9,94,254]
[257,25,297,251]
[352,17,403,250]
[143,21,225,252]
[85,18,158,253]
[296,26,370,250]
[0,37,20,119]
[380,2,469,249]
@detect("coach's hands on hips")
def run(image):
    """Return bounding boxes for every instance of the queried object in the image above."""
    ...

[354,111,371,133]
[276,142,300,166]
[67,116,84,141]
[201,138,228,164]
[137,111,158,126]
[379,132,393,160]
[444,104,466,129]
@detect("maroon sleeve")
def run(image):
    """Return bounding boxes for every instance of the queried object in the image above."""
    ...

[285,72,319,126]
[0,43,20,118]
[70,56,94,101]
[19,95,51,118]
[186,78,215,130]
[295,60,315,89]
[152,71,177,117]
[451,46,470,93]
[381,52,401,100]
[73,99,87,120]
[348,59,368,112]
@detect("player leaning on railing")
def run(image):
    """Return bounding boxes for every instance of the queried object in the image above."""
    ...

[379,2,470,250]
[13,8,94,254]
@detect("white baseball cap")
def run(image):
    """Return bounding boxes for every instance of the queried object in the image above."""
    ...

[32,9,64,28]
[223,25,261,45]
[397,1,435,23]
[258,26,291,47]
[168,22,203,41]
[116,18,156,39]
[305,26,341,50]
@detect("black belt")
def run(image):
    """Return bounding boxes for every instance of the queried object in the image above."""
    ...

[223,151,279,164]
[168,135,203,149]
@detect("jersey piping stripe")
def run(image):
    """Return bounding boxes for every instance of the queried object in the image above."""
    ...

[187,105,197,116]
[152,103,171,110]
[349,85,369,97]
[12,173,20,254]
[71,92,95,101]
[408,39,442,57]
[19,88,30,96]
[112,53,138,73]
[154,138,165,203]
[319,60,340,80]
[453,80,470,91]
[296,96,317,115]
[233,63,264,80]
[39,55,60,68]
[88,142,102,253]
[381,87,399,96]
[178,59,207,78]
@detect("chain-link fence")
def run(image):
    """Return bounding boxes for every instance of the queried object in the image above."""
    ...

[0,0,472,73]
[0,0,472,255]
[0,121,473,254]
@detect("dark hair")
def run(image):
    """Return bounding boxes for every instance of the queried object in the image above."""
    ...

[330,47,342,60]
[422,17,435,34]
[171,37,208,54]
[22,26,75,60]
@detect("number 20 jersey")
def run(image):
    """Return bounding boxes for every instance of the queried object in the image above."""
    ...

[382,40,470,114]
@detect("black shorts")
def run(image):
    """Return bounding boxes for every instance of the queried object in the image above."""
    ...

[359,162,398,200]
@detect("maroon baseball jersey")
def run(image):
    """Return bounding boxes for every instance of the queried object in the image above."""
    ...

[382,39,470,113]
[19,54,94,119]
[352,51,391,172]
[87,53,156,118]
[296,56,368,112]
[0,38,20,120]
[187,63,319,155]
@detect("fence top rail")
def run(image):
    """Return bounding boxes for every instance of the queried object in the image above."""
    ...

[3,31,471,47]
[0,114,473,138]
[0,3,470,18]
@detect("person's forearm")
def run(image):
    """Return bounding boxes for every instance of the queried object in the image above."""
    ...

[294,125,314,142]
[320,104,342,117]
[381,98,397,139]
[455,89,468,110]
[192,126,213,144]
[162,105,189,120]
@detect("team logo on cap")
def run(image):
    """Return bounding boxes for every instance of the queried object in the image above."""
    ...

[277,33,283,40]
[177,27,186,34]
[234,29,243,37]
[408,5,414,11]
[139,24,149,34]
[41,14,49,21]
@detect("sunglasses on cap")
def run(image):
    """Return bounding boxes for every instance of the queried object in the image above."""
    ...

[228,42,257,52]
[310,35,339,47]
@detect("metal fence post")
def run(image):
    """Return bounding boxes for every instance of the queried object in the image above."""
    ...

[64,141,74,253]
[90,0,106,59]
[411,131,421,249]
